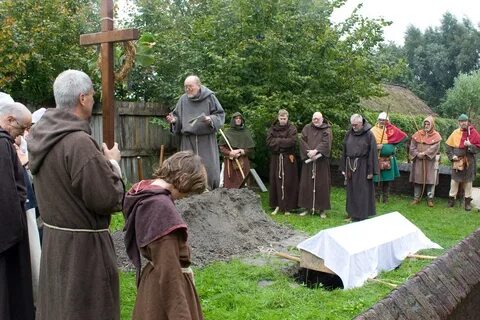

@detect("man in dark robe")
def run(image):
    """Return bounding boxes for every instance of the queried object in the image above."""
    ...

[0,101,35,320]
[267,109,299,215]
[298,112,332,218]
[340,114,379,221]
[218,112,255,188]
[27,70,125,320]
[409,116,442,207]
[166,75,225,190]
[445,113,480,211]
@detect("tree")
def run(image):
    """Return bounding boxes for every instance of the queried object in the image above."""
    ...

[0,0,99,106]
[439,70,480,121]
[126,0,394,174]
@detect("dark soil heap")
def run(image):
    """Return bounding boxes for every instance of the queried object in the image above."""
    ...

[113,188,302,271]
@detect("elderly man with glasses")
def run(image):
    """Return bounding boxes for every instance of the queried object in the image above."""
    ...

[0,98,35,320]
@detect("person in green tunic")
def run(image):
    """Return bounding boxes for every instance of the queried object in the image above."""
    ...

[371,112,408,203]
[218,112,255,189]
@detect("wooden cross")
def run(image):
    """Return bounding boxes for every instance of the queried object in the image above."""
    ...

[80,0,139,147]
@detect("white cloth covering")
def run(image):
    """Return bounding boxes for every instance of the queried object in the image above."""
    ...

[297,212,442,289]
[26,207,41,304]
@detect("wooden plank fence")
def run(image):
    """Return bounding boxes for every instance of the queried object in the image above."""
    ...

[91,101,178,185]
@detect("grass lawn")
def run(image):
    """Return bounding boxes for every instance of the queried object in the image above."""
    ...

[118,187,480,319]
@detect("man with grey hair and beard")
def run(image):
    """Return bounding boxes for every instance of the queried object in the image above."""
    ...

[166,75,225,190]
[340,114,379,222]
[0,100,35,320]
[27,70,125,320]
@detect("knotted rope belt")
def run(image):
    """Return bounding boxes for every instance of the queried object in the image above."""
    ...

[43,222,109,233]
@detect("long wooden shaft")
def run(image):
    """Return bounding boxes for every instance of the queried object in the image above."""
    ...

[218,129,246,179]
[159,145,165,167]
[100,0,115,148]
[137,156,144,181]
[274,252,301,263]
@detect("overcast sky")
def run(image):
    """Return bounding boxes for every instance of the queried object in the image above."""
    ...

[117,0,480,46]
[331,0,480,45]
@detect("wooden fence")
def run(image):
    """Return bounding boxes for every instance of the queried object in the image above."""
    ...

[91,101,177,185]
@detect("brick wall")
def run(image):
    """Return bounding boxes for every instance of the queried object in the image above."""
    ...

[330,160,453,199]
[355,228,480,319]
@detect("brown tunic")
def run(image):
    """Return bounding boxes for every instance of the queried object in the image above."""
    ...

[133,233,203,320]
[267,121,299,211]
[220,145,252,188]
[123,182,203,320]
[298,122,332,211]
[339,121,379,220]
[27,109,125,320]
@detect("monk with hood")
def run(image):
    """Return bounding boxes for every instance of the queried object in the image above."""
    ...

[218,112,255,188]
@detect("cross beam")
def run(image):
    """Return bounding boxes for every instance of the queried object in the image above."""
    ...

[80,0,139,147]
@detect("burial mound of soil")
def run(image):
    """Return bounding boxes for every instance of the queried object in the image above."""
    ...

[113,188,304,271]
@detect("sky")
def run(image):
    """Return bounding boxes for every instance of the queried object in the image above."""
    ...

[330,0,480,45]
[116,0,480,46]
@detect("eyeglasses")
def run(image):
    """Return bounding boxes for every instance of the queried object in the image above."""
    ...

[13,118,31,131]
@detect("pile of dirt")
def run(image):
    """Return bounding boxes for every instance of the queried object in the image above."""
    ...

[112,188,305,271]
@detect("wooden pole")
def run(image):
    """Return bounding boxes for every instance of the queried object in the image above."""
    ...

[137,156,144,181]
[100,0,115,148]
[159,144,165,167]
[274,252,301,263]
[218,129,246,179]
[407,254,437,260]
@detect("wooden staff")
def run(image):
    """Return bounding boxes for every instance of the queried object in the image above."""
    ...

[137,156,144,181]
[218,128,246,180]
[159,145,165,167]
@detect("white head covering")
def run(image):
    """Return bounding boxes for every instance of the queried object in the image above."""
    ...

[377,112,389,120]
[32,107,46,124]
[0,92,14,106]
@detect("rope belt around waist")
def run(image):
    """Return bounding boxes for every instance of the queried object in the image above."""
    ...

[147,260,193,274]
[43,222,109,233]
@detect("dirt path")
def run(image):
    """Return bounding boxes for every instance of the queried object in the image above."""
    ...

[113,188,306,271]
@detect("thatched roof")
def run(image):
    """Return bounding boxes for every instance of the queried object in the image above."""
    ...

[360,84,434,115]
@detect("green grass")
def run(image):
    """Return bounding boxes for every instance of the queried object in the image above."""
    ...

[118,187,480,319]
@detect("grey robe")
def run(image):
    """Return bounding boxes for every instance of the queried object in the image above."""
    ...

[172,86,225,190]
[298,122,332,211]
[447,145,479,182]
[340,121,379,221]
[27,108,125,320]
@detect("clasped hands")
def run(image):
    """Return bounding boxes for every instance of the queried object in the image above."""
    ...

[229,149,245,158]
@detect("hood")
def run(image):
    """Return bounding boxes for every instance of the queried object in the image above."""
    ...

[123,180,172,218]
[0,128,13,142]
[352,119,373,136]
[230,112,245,128]
[26,108,91,175]
[188,85,214,102]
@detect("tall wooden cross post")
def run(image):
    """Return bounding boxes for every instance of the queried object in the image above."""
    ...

[80,0,139,147]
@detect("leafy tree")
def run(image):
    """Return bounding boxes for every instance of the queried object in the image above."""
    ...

[126,0,395,174]
[402,13,480,110]
[440,70,480,121]
[0,0,99,107]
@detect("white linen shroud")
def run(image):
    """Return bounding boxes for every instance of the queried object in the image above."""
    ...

[297,212,442,289]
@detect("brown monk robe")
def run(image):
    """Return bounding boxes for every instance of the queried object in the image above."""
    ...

[267,109,299,214]
[123,151,207,320]
[219,112,255,188]
[298,112,332,216]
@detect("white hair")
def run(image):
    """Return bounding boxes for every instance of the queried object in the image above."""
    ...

[0,92,14,107]
[53,70,93,109]
[0,102,31,120]
[350,114,363,123]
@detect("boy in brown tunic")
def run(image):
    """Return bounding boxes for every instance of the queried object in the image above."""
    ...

[124,151,207,320]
